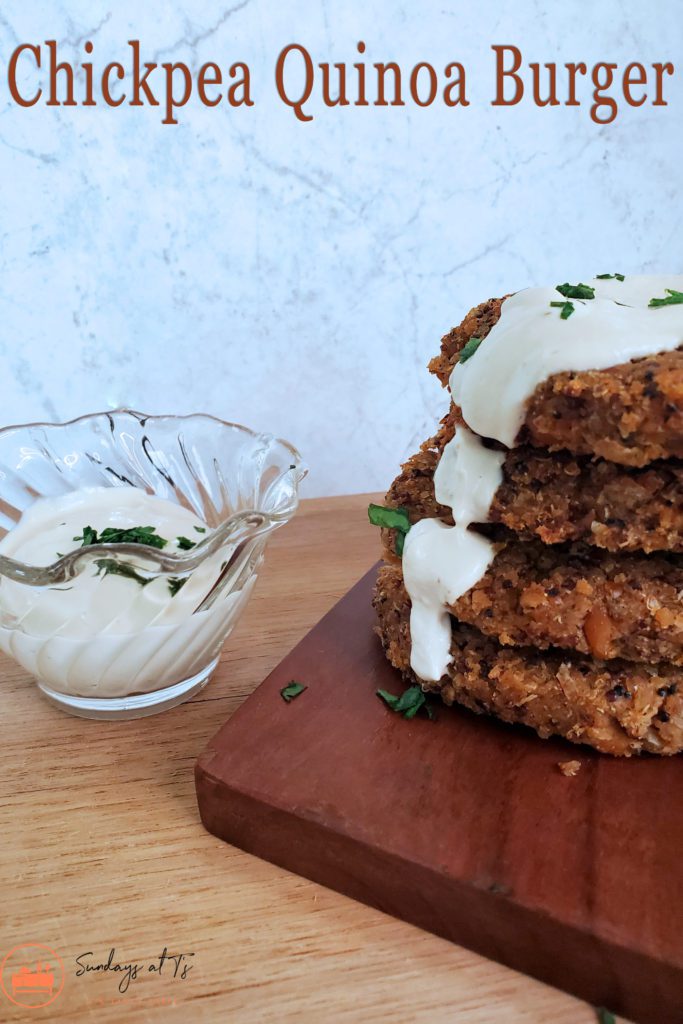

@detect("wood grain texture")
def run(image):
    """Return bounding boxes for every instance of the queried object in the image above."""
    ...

[198,568,679,1024]
[0,495,624,1023]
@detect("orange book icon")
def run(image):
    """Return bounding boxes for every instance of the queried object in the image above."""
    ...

[11,963,54,997]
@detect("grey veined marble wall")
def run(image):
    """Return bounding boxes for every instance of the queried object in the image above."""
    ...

[1,0,681,495]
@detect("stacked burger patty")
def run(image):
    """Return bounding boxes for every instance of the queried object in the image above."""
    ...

[373,290,683,756]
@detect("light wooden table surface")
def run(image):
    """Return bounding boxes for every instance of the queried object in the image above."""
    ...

[0,494,620,1023]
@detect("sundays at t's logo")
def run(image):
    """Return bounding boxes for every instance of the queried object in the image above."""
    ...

[0,943,65,1009]
[75,947,195,994]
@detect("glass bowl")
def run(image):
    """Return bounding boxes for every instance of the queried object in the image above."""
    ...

[0,410,305,720]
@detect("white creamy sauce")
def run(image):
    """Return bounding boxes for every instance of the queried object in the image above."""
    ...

[0,487,249,698]
[404,273,683,681]
[433,424,506,524]
[451,274,683,447]
[403,427,504,681]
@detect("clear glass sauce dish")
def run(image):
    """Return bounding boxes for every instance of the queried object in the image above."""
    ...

[0,410,305,720]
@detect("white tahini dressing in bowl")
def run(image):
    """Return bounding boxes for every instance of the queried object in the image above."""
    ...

[0,487,253,699]
[403,274,683,682]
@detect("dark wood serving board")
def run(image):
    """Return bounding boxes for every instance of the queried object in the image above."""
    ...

[195,566,683,1024]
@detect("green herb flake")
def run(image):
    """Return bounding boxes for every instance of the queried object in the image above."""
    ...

[549,300,575,320]
[459,336,482,363]
[193,526,206,534]
[94,558,151,587]
[368,504,411,534]
[176,536,196,550]
[74,525,98,546]
[556,282,595,300]
[168,577,188,597]
[649,288,683,308]
[596,1009,616,1024]
[74,525,168,549]
[596,273,625,282]
[377,685,432,720]
[100,526,167,549]
[368,504,411,557]
[280,681,307,703]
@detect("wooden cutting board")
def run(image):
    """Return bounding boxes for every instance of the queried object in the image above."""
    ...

[195,565,683,1024]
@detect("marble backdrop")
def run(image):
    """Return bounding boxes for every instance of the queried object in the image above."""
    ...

[0,1,680,495]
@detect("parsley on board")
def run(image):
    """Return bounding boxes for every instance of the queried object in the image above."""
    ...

[74,525,168,549]
[368,504,412,557]
[596,1009,616,1024]
[649,289,683,308]
[549,300,575,320]
[596,273,625,282]
[280,681,307,702]
[555,282,595,300]
[459,336,482,363]
[377,686,434,720]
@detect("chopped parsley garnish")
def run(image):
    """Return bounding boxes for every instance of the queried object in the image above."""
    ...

[368,504,411,532]
[280,681,307,702]
[459,336,482,363]
[377,685,434,720]
[75,525,98,546]
[94,558,151,586]
[176,536,196,550]
[649,288,683,308]
[74,525,168,549]
[368,504,411,557]
[194,526,206,533]
[94,559,188,596]
[596,1009,616,1024]
[556,282,595,300]
[596,273,625,282]
[550,300,575,320]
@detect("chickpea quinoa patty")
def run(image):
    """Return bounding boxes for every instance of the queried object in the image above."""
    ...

[385,409,683,554]
[382,522,683,667]
[374,563,683,757]
[430,296,683,467]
